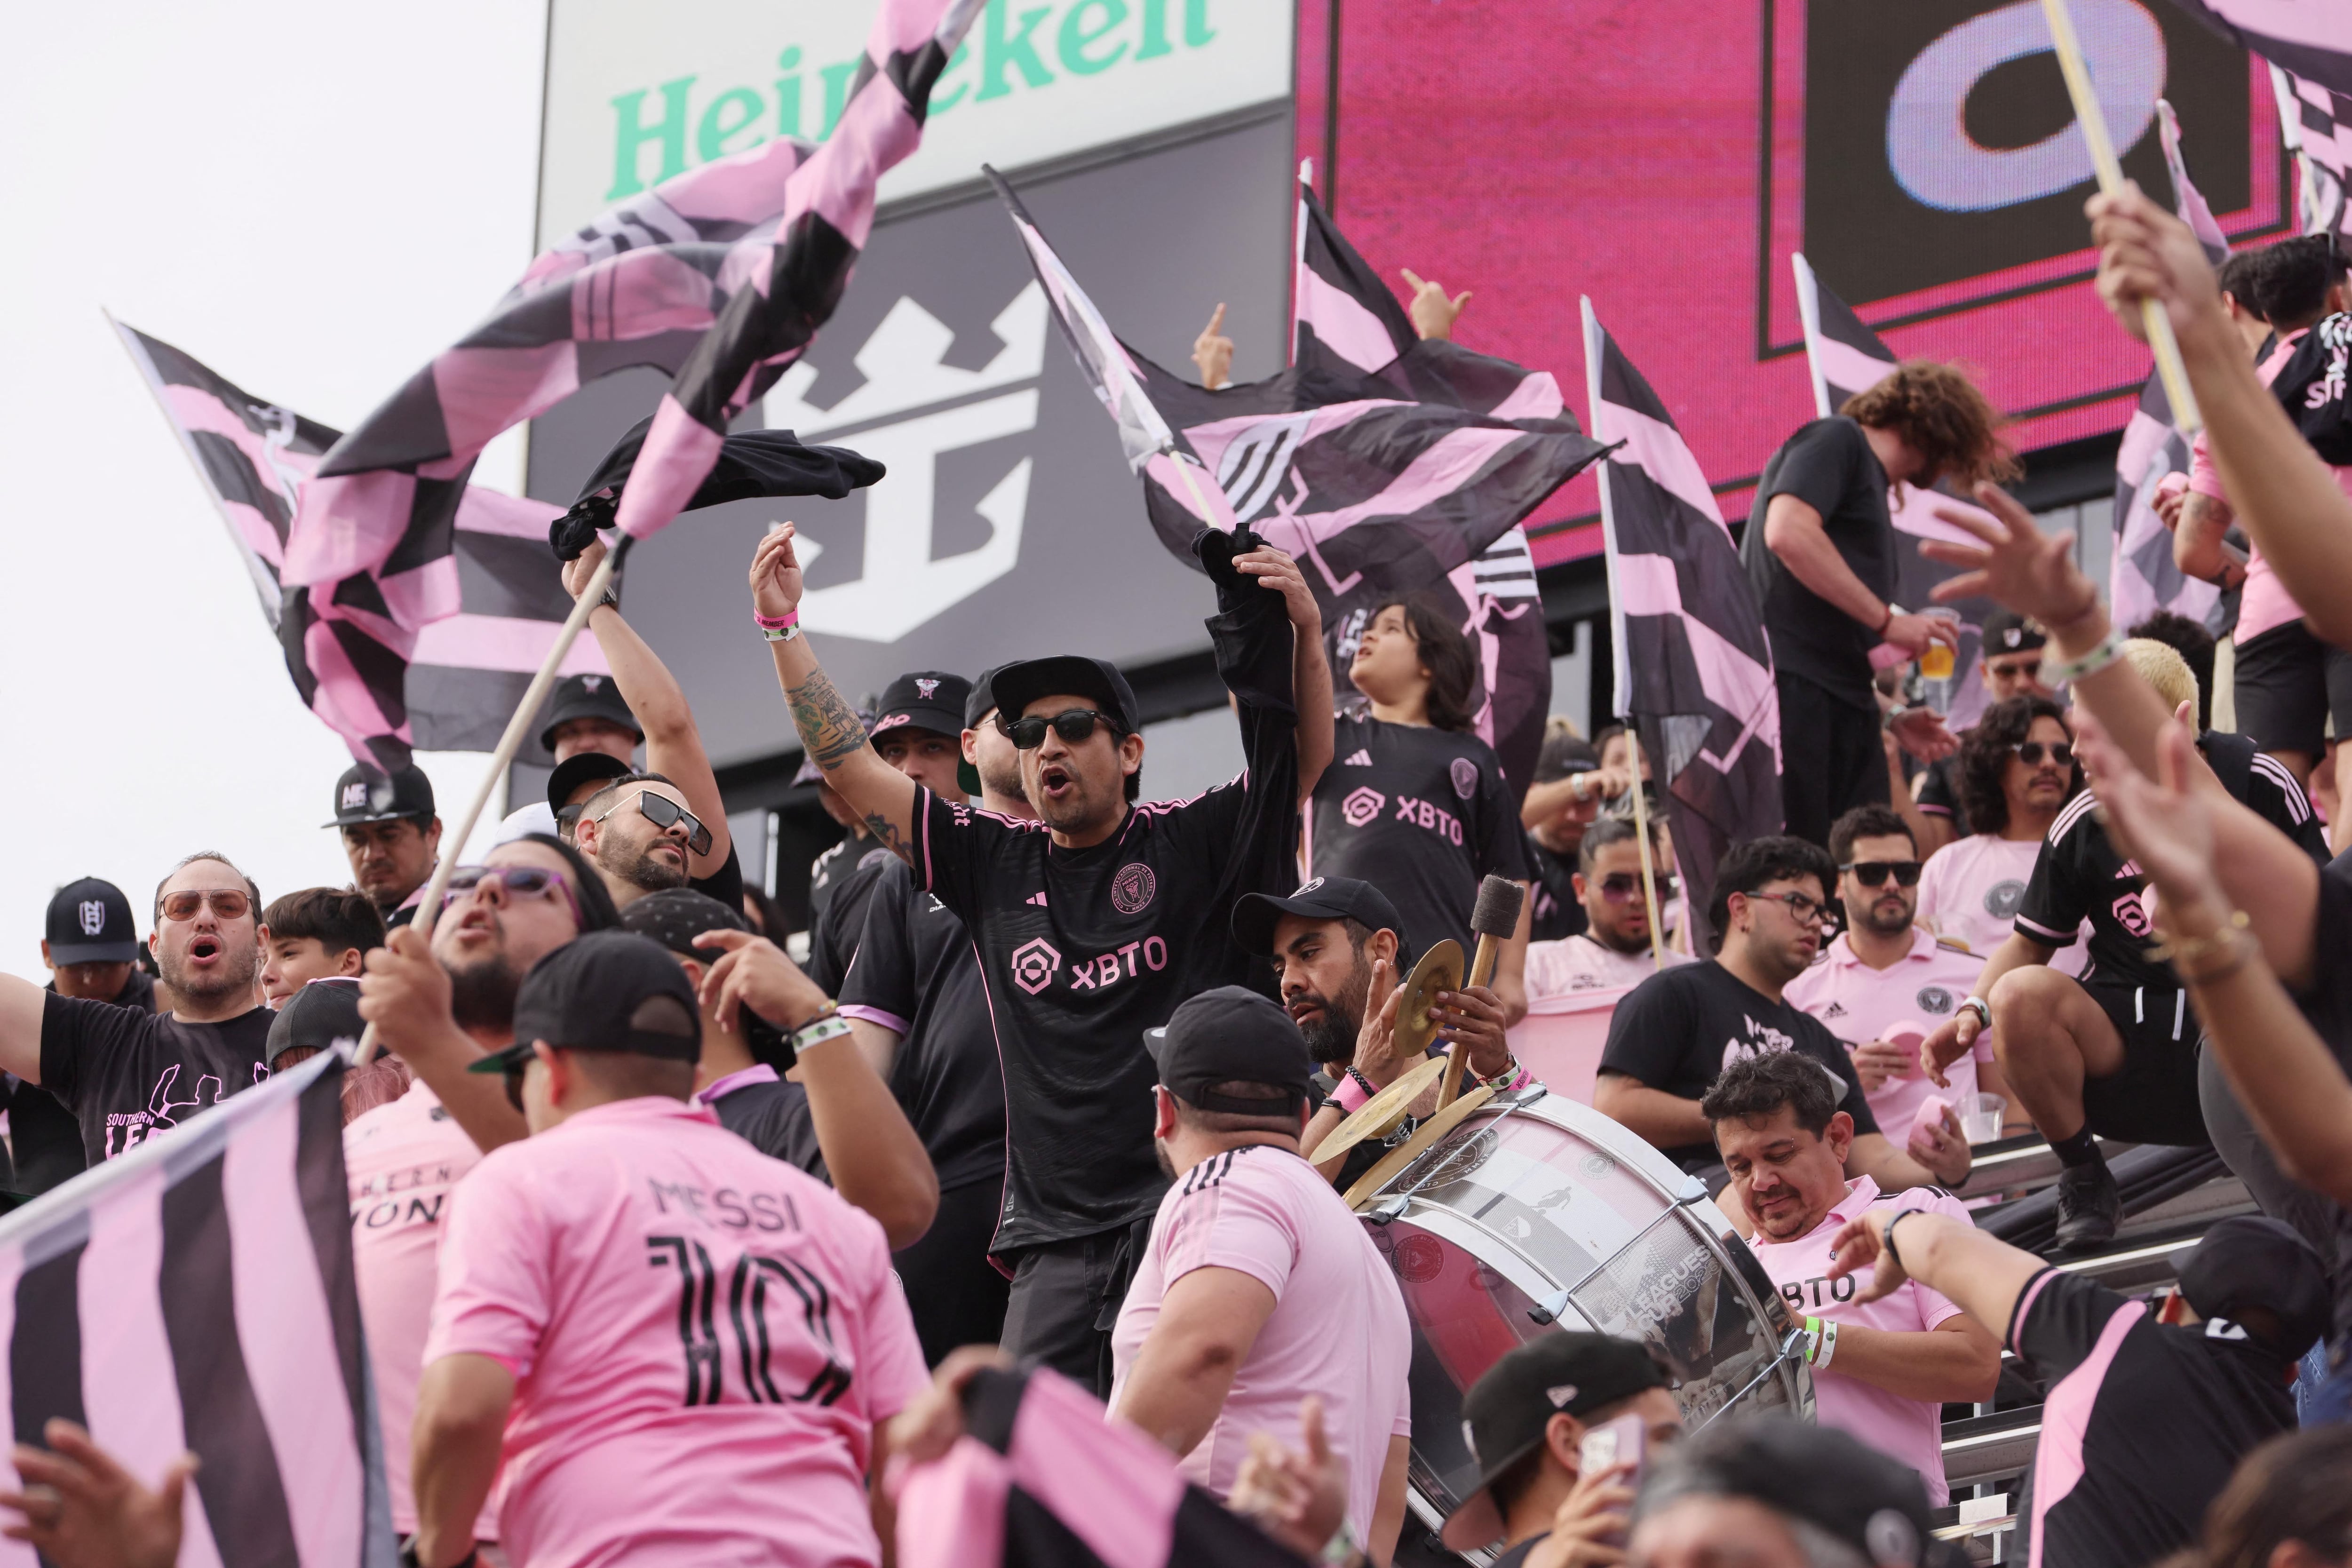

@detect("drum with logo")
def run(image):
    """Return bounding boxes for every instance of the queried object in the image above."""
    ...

[1356,1085,1812,1559]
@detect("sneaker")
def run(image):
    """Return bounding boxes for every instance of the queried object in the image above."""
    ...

[2053,1160,2122,1252]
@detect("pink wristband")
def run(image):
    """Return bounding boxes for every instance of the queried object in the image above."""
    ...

[754,608,800,631]
[1332,1072,1373,1114]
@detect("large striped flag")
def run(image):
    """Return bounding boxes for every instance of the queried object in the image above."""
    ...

[115,322,607,771]
[0,1049,384,1568]
[895,1365,1303,1568]
[2271,64,2352,242]
[1788,255,2004,731]
[993,171,1603,795]
[1582,299,1780,951]
[2163,0,2352,96]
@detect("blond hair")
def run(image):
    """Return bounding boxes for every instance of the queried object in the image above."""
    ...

[2121,637,2200,715]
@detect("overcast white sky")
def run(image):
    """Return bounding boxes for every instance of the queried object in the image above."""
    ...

[0,0,548,982]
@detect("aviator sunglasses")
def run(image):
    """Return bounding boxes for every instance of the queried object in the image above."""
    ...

[592,790,713,857]
[996,708,1124,749]
[159,889,251,922]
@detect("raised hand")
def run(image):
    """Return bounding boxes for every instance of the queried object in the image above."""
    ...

[1234,544,1321,633]
[1433,984,1510,1078]
[1192,302,1235,391]
[1352,957,1413,1087]
[359,925,459,1062]
[692,927,829,1034]
[749,524,806,620]
[1228,1397,1349,1561]
[562,534,609,602]
[2086,183,2227,347]
[1402,268,1471,341]
[1921,482,2102,634]
[1523,1458,1639,1568]
[1825,1209,1908,1305]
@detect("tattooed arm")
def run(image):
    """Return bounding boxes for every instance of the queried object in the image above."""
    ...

[751,527,922,863]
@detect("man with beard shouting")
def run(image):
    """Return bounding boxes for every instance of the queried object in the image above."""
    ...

[573,773,713,911]
[0,852,272,1163]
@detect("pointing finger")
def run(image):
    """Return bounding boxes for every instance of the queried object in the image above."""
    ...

[1205,302,1226,334]
[1401,267,1427,293]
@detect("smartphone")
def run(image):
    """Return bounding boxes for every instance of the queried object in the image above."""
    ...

[1578,1411,1649,1488]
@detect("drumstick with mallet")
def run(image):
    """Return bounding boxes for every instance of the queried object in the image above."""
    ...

[1437,875,1527,1110]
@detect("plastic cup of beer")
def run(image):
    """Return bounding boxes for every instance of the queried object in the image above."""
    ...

[1963,1092,2007,1145]
[1920,642,1955,681]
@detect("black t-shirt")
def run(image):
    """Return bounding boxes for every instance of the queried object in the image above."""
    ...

[1526,838,1588,943]
[839,857,1007,1194]
[707,1074,822,1174]
[914,570,1301,1252]
[689,843,746,915]
[1915,754,1967,834]
[39,995,275,1166]
[1741,417,1895,711]
[1597,961,1881,1168]
[1307,714,1534,961]
[2016,733,2326,989]
[16,971,158,1194]
[2009,1268,2294,1568]
[804,836,896,995]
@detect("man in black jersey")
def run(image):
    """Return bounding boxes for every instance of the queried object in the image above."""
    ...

[747,522,1329,1393]
[1743,364,2017,844]
[1922,638,2326,1250]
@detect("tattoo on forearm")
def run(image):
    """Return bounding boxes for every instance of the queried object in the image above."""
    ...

[863,812,913,867]
[785,667,871,771]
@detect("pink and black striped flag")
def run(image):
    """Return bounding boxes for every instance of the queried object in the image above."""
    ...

[115,322,606,772]
[1583,299,1780,949]
[2272,64,2352,242]
[994,170,1602,796]
[0,1048,384,1568]
[895,1365,1303,1568]
[2164,0,2352,96]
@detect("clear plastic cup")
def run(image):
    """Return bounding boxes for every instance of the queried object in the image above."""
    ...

[1962,1092,2007,1145]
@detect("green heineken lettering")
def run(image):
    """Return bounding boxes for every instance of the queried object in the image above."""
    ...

[1058,0,1128,75]
[775,45,803,138]
[607,76,695,199]
[698,87,765,160]
[1135,0,1211,57]
[977,0,1055,101]
[819,58,861,137]
[1184,0,1214,46]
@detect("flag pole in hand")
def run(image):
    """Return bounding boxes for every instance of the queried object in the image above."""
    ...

[353,538,626,1064]
[1624,730,1670,973]
[2042,0,2202,434]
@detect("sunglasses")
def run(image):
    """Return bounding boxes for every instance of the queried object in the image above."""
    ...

[2011,741,2073,767]
[159,889,251,922]
[593,790,712,857]
[996,708,1123,750]
[437,865,583,925]
[1839,860,1923,888]
[1597,872,1679,903]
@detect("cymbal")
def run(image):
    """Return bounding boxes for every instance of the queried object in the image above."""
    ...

[1392,939,1464,1059]
[1313,1056,1449,1165]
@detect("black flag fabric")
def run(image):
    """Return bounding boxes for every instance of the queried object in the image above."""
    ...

[2273,62,2352,242]
[994,170,1605,796]
[1584,299,1780,952]
[2164,0,2352,96]
[0,1049,387,1567]
[548,417,889,561]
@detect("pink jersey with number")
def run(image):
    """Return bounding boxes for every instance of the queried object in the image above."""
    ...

[1746,1178,1977,1505]
[1784,929,1990,1135]
[424,1095,928,1568]
[346,1080,497,1538]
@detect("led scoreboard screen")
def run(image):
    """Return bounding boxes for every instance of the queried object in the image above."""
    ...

[1299,0,2289,565]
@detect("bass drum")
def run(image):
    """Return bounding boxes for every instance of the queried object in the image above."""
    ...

[1358,1087,1813,1562]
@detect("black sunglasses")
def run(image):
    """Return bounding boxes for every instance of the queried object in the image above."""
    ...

[1840,860,1923,888]
[2011,741,2073,768]
[593,790,712,857]
[995,708,1123,750]
[1597,872,1679,902]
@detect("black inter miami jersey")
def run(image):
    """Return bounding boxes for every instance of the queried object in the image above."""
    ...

[911,572,1300,1254]
[2015,732,2325,988]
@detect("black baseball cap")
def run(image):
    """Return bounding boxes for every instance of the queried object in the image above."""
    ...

[1442,1333,1675,1550]
[267,977,364,1070]
[870,671,971,745]
[469,930,702,1075]
[325,763,437,828]
[2172,1216,2331,1356]
[618,888,748,957]
[1231,877,1410,959]
[1142,986,1314,1115]
[1535,730,1602,785]
[1631,1415,1953,1568]
[537,673,642,753]
[45,877,138,965]
[1981,609,2047,656]
[547,751,635,817]
[991,656,1140,735]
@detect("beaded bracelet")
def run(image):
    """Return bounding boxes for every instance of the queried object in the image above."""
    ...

[2145,909,2250,972]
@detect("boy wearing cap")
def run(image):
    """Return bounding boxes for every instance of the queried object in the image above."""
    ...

[410,931,928,1568]
[1829,1210,2321,1568]
[749,524,1327,1391]
[1629,1414,1953,1568]
[1108,987,1412,1559]
[326,763,443,928]
[1438,1333,1685,1565]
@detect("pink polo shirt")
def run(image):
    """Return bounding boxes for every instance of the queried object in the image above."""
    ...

[424,1095,928,1568]
[346,1079,495,1538]
[1915,835,2089,979]
[1526,934,1694,1000]
[1108,1145,1412,1543]
[1746,1178,1976,1505]
[1783,930,1991,1134]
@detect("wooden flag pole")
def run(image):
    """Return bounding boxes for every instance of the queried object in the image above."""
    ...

[353,541,623,1064]
[1625,729,1670,972]
[2041,0,2202,435]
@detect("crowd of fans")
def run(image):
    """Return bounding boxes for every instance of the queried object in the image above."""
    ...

[11,190,2352,1568]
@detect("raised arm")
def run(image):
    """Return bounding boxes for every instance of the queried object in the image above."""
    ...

[1235,545,1333,799]
[2171,491,2248,590]
[0,976,48,1084]
[751,526,921,861]
[1828,1209,2046,1348]
[568,540,730,876]
[2088,185,2352,648]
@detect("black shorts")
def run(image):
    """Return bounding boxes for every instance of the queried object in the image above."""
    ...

[2231,621,2352,758]
[2079,982,2212,1148]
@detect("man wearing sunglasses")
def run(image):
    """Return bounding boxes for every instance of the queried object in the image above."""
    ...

[573,774,716,910]
[1525,819,1692,999]
[1913,696,2085,967]
[749,520,1327,1394]
[0,852,271,1168]
[1595,836,1970,1196]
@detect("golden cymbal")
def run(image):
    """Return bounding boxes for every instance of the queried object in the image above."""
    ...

[1313,1056,1449,1165]
[1392,939,1464,1059]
